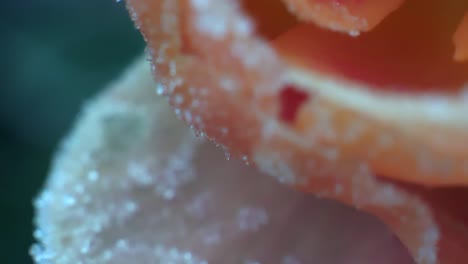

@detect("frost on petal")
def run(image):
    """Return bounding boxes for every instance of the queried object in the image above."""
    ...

[31,56,412,264]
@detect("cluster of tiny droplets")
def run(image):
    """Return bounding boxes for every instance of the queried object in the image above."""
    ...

[31,58,321,264]
[30,61,207,263]
[178,1,443,261]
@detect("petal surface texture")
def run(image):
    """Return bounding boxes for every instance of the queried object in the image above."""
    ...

[32,58,417,264]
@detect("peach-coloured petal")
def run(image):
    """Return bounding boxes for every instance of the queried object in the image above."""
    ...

[128,0,468,183]
[271,0,468,185]
[454,11,468,62]
[281,0,405,35]
[124,0,468,263]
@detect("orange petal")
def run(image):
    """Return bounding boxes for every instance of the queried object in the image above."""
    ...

[125,0,468,263]
[273,19,468,186]
[281,0,405,35]
[271,0,468,186]
[454,11,468,62]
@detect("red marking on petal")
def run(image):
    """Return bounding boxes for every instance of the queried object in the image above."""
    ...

[279,85,310,124]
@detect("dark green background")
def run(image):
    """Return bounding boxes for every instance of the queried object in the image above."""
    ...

[0,1,144,263]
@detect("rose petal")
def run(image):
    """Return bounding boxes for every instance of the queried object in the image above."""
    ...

[281,0,405,35]
[31,57,413,264]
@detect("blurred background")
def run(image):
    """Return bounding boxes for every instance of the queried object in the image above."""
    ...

[0,1,144,263]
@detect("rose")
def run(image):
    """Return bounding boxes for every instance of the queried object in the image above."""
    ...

[32,1,468,263]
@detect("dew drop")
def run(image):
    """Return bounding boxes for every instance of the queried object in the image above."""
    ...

[348,30,360,37]
[156,84,165,95]
[62,195,77,207]
[282,255,301,264]
[87,170,99,182]
[236,207,269,232]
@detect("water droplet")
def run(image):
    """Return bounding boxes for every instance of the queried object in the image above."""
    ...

[87,170,99,182]
[236,207,269,232]
[241,155,250,165]
[156,84,165,95]
[349,30,360,37]
[194,130,206,138]
[221,145,231,160]
[282,255,301,264]
[245,260,261,264]
[162,189,175,200]
[62,195,76,207]
[173,94,184,105]
[116,239,128,249]
[124,201,138,214]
